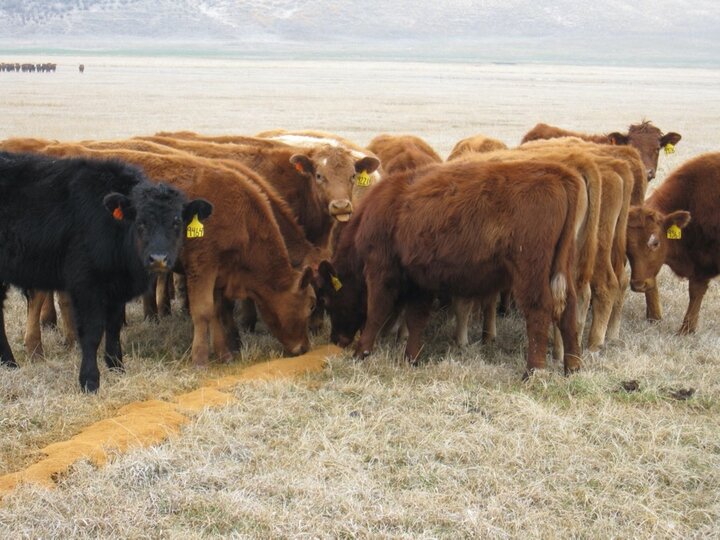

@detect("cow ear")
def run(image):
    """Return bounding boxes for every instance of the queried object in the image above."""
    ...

[607,132,629,146]
[290,154,314,177]
[183,198,213,222]
[661,132,682,147]
[300,266,314,290]
[355,156,380,174]
[663,210,691,231]
[316,260,341,292]
[103,192,136,221]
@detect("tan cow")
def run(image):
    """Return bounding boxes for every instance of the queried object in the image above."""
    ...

[447,134,508,161]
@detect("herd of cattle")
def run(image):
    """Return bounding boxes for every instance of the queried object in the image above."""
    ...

[0,62,57,72]
[0,122,717,393]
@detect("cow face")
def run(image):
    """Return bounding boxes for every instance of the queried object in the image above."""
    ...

[290,149,380,223]
[608,123,681,181]
[254,267,315,356]
[316,260,365,347]
[103,183,213,273]
[626,207,691,292]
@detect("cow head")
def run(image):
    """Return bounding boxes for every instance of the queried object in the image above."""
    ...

[290,147,380,223]
[315,260,365,347]
[626,206,691,292]
[103,182,213,273]
[607,122,681,181]
[253,267,315,356]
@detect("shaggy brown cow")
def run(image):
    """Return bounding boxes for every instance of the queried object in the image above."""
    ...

[154,131,281,148]
[521,121,681,182]
[366,134,442,175]
[446,134,508,161]
[626,153,720,334]
[321,160,584,374]
[34,144,316,365]
[137,135,379,247]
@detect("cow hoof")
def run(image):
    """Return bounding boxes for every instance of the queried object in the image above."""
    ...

[1,359,19,369]
[81,379,100,393]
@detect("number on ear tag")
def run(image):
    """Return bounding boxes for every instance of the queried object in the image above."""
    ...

[667,224,682,240]
[187,214,204,238]
[664,143,675,155]
[356,170,371,187]
[331,275,343,291]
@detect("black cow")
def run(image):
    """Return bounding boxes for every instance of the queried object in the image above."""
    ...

[0,152,212,392]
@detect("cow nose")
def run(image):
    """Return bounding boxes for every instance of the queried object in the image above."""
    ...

[289,342,309,356]
[148,253,169,269]
[330,199,352,212]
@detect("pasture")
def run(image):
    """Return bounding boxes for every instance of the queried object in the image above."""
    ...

[1,56,719,537]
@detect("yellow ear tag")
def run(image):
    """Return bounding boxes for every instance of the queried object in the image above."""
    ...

[186,214,204,238]
[667,224,682,240]
[356,170,371,187]
[664,143,675,155]
[331,275,343,291]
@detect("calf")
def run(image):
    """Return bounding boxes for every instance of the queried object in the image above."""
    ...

[626,153,720,334]
[321,160,584,374]
[37,144,316,364]
[521,121,681,182]
[0,151,211,392]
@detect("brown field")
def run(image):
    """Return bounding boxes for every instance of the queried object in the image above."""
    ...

[0,55,719,537]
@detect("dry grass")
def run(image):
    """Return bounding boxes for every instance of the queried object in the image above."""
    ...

[0,56,719,537]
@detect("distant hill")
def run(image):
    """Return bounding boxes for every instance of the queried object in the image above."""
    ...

[1,1,718,66]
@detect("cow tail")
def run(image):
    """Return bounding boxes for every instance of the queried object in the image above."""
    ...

[551,172,581,321]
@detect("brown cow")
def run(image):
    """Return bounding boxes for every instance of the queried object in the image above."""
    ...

[447,134,508,161]
[33,143,317,365]
[366,134,442,175]
[626,153,720,334]
[521,121,681,182]
[321,159,584,375]
[154,131,281,148]
[137,135,379,247]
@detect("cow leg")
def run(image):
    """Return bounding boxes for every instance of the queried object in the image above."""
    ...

[211,290,232,363]
[587,269,619,353]
[142,275,159,320]
[645,286,662,321]
[58,292,77,348]
[452,296,474,347]
[24,289,46,359]
[404,292,434,364]
[71,291,105,393]
[156,273,172,317]
[239,298,258,332]
[576,281,592,346]
[514,280,553,374]
[0,284,18,368]
[480,293,498,344]
[220,297,241,353]
[40,291,57,328]
[355,268,400,358]
[558,282,581,374]
[174,273,190,313]
[552,324,564,362]
[606,267,629,342]
[104,301,125,371]
[187,271,217,367]
[679,278,710,335]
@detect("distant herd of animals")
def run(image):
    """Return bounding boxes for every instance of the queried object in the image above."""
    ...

[0,62,85,72]
[1,122,716,394]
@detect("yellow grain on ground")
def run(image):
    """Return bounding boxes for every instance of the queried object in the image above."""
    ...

[0,345,338,500]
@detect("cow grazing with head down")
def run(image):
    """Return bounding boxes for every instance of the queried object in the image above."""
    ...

[0,151,212,392]
[318,159,584,375]
[367,134,442,175]
[626,153,720,334]
[447,134,508,161]
[521,121,681,182]
[36,144,316,365]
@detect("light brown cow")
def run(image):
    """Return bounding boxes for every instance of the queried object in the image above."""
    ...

[626,153,720,334]
[447,134,508,161]
[521,121,681,183]
[136,135,379,247]
[31,143,317,365]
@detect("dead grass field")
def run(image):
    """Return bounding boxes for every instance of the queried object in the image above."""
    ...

[0,56,719,537]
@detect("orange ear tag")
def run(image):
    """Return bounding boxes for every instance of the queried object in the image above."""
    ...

[294,162,304,173]
[112,207,124,220]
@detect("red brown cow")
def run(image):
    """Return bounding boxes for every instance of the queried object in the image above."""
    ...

[33,143,316,365]
[626,153,720,334]
[137,135,379,247]
[366,134,441,175]
[522,121,681,182]
[321,160,584,375]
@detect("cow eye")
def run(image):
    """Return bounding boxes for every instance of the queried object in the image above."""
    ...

[351,173,357,184]
[315,173,324,183]
[136,222,146,234]
[173,216,181,230]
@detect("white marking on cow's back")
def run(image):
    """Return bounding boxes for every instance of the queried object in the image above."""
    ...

[268,135,341,148]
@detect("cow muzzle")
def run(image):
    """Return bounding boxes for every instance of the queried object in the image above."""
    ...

[148,253,171,273]
[630,278,653,293]
[329,199,353,223]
